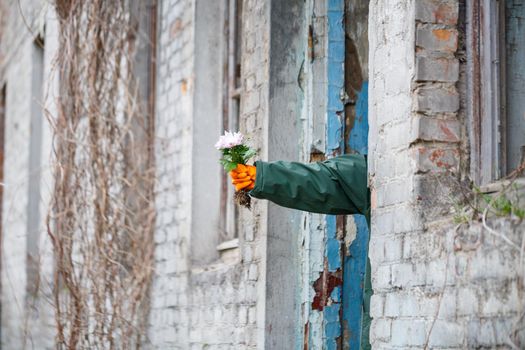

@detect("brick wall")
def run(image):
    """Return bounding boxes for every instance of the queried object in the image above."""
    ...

[149,0,269,348]
[147,0,193,346]
[369,0,525,348]
[0,0,270,348]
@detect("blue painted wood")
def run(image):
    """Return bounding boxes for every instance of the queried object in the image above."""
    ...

[324,0,345,348]
[342,80,370,349]
[348,82,369,155]
[342,215,369,348]
[326,216,342,271]
[323,0,370,347]
[325,303,342,350]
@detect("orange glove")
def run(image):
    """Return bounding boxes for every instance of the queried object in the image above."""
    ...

[230,164,256,191]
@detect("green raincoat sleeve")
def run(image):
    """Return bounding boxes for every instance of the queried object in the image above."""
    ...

[250,154,370,220]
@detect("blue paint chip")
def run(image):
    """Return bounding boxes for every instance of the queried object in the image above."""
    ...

[325,304,342,343]
[326,116,342,151]
[325,215,337,239]
[330,286,341,303]
[328,62,344,85]
[328,88,343,111]
[326,238,341,271]
[348,81,369,155]
[327,12,345,40]
[327,0,344,11]
[325,304,340,322]
[328,41,345,60]
[326,216,341,272]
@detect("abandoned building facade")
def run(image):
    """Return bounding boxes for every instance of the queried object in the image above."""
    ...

[0,0,524,349]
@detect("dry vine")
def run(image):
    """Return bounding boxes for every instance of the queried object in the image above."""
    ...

[47,1,155,348]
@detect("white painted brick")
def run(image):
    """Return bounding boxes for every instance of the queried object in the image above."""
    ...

[385,292,438,318]
[372,264,391,291]
[238,306,248,326]
[457,287,478,316]
[428,320,464,347]
[248,306,257,324]
[371,318,391,342]
[467,319,496,348]
[376,179,414,208]
[370,294,385,319]
[391,262,425,288]
[391,320,427,347]
[248,263,258,280]
[437,288,456,319]
[383,235,403,263]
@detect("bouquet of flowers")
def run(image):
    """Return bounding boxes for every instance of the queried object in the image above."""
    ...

[215,131,256,208]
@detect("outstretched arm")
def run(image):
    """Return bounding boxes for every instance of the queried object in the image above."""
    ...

[247,154,369,218]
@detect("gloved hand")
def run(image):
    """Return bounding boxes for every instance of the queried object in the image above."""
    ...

[230,164,256,191]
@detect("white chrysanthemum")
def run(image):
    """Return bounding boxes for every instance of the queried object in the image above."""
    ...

[214,131,244,149]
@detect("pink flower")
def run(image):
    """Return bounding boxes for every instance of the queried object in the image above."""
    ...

[215,131,244,149]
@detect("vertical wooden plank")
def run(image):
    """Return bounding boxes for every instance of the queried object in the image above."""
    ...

[466,0,482,184]
[325,0,345,349]
[342,1,370,349]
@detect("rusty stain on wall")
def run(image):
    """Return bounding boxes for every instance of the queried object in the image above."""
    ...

[433,28,452,41]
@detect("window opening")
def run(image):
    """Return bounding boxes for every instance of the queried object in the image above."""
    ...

[220,0,243,242]
[468,0,525,184]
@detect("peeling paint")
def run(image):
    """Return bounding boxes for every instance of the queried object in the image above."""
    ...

[303,321,309,350]
[324,1,345,348]
[312,268,343,311]
[347,81,369,155]
[326,216,342,271]
[341,0,370,347]
[324,304,342,350]
[342,215,369,349]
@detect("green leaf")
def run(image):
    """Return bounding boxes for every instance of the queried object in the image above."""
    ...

[220,158,237,172]
[224,162,237,172]
[242,148,257,162]
[218,143,257,171]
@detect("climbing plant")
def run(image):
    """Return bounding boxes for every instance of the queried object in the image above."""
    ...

[48,0,155,348]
